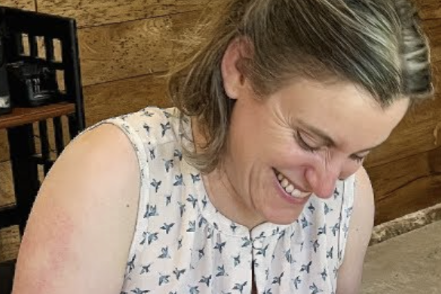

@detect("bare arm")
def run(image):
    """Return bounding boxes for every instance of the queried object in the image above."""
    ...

[12,124,140,294]
[336,167,375,294]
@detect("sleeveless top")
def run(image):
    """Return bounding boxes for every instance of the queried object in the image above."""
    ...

[93,107,355,294]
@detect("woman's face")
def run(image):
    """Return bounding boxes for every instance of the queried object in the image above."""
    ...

[219,78,409,227]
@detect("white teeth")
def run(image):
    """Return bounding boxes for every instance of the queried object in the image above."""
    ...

[285,184,294,193]
[291,189,302,197]
[275,170,309,199]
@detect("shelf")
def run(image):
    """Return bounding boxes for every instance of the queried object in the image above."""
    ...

[0,102,76,130]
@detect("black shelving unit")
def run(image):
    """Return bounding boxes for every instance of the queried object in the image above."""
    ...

[0,6,85,236]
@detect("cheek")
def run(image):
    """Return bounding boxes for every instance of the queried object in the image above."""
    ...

[255,130,291,158]
[270,139,318,167]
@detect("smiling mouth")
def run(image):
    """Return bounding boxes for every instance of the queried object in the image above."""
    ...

[274,169,311,199]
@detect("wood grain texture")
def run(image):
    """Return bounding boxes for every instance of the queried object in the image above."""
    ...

[37,0,220,28]
[1,0,35,10]
[83,73,171,126]
[423,20,441,64]
[0,103,75,129]
[367,146,441,224]
[414,0,441,20]
[0,161,15,209]
[368,145,441,201]
[79,11,199,86]
[0,131,10,162]
[373,173,441,225]
[0,225,20,262]
[365,92,441,168]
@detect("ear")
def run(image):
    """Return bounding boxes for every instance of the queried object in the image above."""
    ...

[221,37,252,100]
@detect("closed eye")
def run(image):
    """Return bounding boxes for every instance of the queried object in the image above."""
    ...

[296,130,321,152]
[349,154,365,163]
[297,130,367,163]
[297,129,368,164]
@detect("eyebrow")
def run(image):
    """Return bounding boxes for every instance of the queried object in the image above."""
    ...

[297,120,383,154]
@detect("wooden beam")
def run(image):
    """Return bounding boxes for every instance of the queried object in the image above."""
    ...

[423,19,441,63]
[1,0,35,10]
[0,131,9,162]
[35,0,441,27]
[0,161,15,209]
[414,0,441,20]
[367,146,441,224]
[83,73,171,126]
[368,151,431,200]
[0,225,20,262]
[365,89,441,167]
[78,10,200,86]
[37,0,221,28]
[373,173,441,225]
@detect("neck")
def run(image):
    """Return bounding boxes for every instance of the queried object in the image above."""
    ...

[209,169,265,229]
[191,117,264,230]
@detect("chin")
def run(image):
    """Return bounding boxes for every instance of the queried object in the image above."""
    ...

[256,170,306,225]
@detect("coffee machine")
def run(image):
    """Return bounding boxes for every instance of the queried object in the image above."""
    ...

[0,11,60,113]
[7,59,59,107]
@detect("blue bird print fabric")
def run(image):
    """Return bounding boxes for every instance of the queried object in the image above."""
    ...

[92,107,355,294]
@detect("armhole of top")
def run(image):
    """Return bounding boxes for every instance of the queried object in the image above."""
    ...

[337,174,356,268]
[78,117,150,264]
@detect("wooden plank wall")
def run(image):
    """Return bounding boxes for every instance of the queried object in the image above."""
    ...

[0,0,440,226]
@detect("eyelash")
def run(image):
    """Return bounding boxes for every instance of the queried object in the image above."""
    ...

[350,154,365,163]
[296,131,365,163]
[296,131,320,153]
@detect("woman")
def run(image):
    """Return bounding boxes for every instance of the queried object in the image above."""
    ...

[12,0,432,293]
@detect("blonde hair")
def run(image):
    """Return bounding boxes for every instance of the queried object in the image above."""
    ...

[168,0,433,173]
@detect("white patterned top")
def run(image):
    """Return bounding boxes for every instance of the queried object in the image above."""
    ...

[95,107,355,294]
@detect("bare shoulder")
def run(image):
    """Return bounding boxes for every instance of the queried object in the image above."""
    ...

[336,167,375,294]
[13,123,140,294]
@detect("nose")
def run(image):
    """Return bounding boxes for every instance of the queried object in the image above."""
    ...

[305,163,340,199]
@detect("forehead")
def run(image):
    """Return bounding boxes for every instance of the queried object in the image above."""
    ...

[272,79,409,148]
